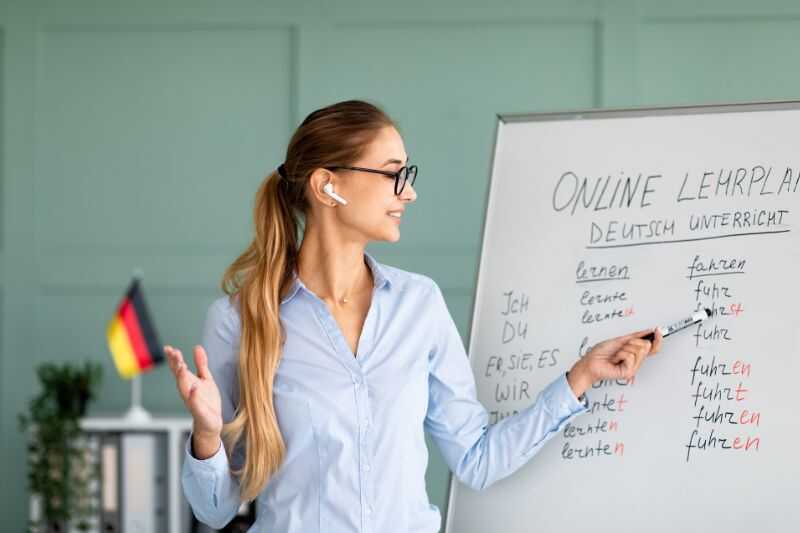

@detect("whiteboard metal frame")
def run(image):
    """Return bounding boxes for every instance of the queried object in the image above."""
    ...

[499,98,800,123]
[442,97,800,533]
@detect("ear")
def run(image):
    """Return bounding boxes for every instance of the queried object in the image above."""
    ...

[308,167,336,206]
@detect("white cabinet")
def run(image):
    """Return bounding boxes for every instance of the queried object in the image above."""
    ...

[79,415,192,533]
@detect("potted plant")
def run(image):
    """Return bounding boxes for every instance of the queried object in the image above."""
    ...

[18,361,103,533]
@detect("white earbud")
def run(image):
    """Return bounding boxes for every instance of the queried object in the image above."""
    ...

[323,182,348,205]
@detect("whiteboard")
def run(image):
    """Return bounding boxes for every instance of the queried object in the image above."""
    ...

[445,101,800,533]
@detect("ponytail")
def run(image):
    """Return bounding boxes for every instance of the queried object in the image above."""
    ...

[219,169,297,501]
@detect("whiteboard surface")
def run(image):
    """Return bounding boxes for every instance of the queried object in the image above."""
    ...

[445,102,800,533]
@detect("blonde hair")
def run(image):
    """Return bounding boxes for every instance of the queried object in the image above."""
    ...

[219,100,395,501]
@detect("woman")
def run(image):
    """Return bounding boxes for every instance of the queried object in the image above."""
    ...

[164,99,662,532]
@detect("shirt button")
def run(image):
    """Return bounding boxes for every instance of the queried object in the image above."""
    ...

[367,506,373,515]
[363,463,371,471]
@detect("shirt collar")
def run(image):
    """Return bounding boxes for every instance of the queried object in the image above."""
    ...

[280,250,392,305]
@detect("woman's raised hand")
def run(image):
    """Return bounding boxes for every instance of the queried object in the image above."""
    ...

[567,328,663,398]
[164,344,223,440]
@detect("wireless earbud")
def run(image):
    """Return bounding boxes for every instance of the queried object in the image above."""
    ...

[323,182,348,205]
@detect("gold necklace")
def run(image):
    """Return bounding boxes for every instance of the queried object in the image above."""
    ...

[340,265,370,305]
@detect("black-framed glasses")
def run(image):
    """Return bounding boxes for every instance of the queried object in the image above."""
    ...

[325,164,418,195]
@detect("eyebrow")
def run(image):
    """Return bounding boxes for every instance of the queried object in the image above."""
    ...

[382,157,408,167]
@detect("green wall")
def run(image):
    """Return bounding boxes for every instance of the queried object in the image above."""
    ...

[3,0,800,529]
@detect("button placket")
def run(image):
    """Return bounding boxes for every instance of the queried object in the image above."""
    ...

[352,370,375,529]
[305,272,385,530]
[351,371,367,530]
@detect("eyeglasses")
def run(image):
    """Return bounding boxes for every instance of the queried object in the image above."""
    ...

[325,164,418,195]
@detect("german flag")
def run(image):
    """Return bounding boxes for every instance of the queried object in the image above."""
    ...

[106,277,164,379]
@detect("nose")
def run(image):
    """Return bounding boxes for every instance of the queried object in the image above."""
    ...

[400,181,418,202]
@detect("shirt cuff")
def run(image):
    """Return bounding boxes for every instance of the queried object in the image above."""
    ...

[184,431,228,474]
[542,372,589,418]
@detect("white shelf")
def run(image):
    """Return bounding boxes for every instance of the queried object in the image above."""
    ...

[80,414,193,533]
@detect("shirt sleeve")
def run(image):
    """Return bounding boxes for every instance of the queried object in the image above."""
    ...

[180,297,244,529]
[423,281,589,491]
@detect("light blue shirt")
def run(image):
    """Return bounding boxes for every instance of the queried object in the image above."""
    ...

[182,251,588,532]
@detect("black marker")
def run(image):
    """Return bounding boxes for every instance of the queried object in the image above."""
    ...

[641,308,712,342]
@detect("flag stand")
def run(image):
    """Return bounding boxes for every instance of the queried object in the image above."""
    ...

[123,374,152,422]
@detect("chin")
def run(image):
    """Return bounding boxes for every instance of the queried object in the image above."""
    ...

[375,228,401,243]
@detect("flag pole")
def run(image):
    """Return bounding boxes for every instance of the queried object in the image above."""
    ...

[123,266,152,423]
[124,374,152,422]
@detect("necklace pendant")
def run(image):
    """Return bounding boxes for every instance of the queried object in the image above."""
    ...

[341,297,348,304]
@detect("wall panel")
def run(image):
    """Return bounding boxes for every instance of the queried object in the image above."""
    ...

[35,25,293,253]
[638,17,800,105]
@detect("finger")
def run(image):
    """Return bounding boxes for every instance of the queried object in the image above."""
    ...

[164,346,178,374]
[623,338,652,357]
[187,381,201,410]
[623,328,656,342]
[172,347,186,368]
[614,351,635,379]
[628,342,652,368]
[628,339,650,359]
[595,336,631,353]
[633,346,649,372]
[169,350,185,377]
[175,357,199,399]
[612,348,636,363]
[650,327,664,354]
[193,345,212,381]
[627,338,652,351]
[637,337,655,367]
[604,329,654,352]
